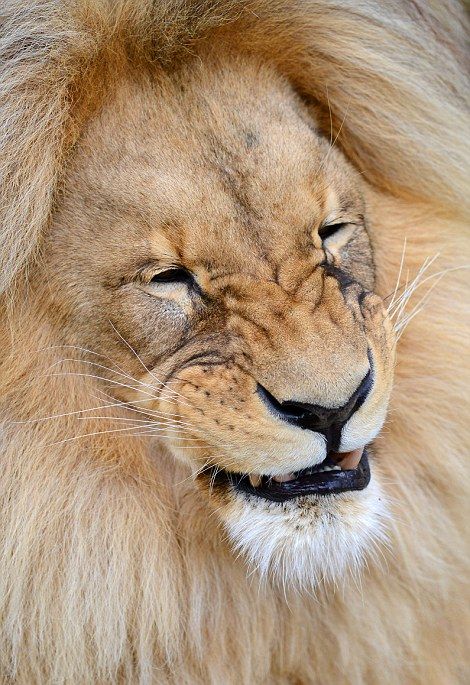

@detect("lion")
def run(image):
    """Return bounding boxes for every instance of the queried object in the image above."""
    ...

[0,1,469,683]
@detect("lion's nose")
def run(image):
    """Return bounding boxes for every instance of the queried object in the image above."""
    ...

[257,367,373,450]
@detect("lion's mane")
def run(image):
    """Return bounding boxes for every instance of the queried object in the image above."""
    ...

[0,2,469,683]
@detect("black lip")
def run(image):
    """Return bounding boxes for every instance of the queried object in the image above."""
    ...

[212,449,370,503]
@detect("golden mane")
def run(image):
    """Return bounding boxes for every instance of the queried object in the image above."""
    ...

[0,2,469,683]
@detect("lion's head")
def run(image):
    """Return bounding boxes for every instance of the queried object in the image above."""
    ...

[1,2,469,682]
[40,54,395,587]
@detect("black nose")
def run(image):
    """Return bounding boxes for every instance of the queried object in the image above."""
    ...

[257,367,373,451]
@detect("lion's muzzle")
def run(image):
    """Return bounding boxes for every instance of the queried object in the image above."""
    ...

[257,356,373,452]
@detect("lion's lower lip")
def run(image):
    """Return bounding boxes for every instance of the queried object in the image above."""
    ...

[212,449,371,502]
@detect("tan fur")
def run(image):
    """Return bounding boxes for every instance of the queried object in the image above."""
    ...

[0,2,469,683]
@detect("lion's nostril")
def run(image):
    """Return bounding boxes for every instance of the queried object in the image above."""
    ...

[257,358,373,450]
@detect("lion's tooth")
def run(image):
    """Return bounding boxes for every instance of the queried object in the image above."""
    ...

[273,472,296,483]
[330,447,364,470]
[248,474,262,488]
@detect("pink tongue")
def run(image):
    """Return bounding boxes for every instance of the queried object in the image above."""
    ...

[330,447,364,470]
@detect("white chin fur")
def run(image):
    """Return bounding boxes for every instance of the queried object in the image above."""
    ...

[219,474,390,592]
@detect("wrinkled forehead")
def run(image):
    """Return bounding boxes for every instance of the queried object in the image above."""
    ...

[69,57,354,270]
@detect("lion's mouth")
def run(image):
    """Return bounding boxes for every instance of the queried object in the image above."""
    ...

[212,448,370,502]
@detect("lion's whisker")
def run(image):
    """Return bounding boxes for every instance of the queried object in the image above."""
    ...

[13,393,188,427]
[173,460,212,487]
[108,370,196,412]
[325,83,333,147]
[392,263,469,339]
[92,389,233,450]
[91,388,187,420]
[386,237,407,310]
[330,99,350,151]
[116,433,204,448]
[40,345,200,413]
[40,344,139,381]
[108,320,192,406]
[389,254,436,314]
[209,465,222,494]
[46,356,183,402]
[45,369,197,414]
[394,264,469,327]
[389,254,440,320]
[92,389,218,439]
[46,423,203,448]
[45,370,159,400]
[81,415,203,434]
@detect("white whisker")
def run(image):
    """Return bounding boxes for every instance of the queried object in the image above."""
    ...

[91,388,186,420]
[389,254,440,321]
[45,370,159,399]
[45,356,181,400]
[108,320,192,406]
[387,237,407,310]
[46,423,202,448]
[93,390,233,450]
[325,83,333,147]
[40,344,136,379]
[391,260,469,337]
[81,414,198,432]
[13,394,187,427]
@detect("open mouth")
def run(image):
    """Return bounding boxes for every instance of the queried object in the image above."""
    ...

[211,447,370,502]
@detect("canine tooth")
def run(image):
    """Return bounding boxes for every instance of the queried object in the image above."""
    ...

[273,473,296,483]
[248,474,262,488]
[330,447,364,470]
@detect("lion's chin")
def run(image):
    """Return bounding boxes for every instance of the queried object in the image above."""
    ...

[217,474,389,591]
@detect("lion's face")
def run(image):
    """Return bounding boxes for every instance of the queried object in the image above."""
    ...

[44,56,395,588]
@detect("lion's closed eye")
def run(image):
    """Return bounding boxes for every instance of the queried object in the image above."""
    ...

[318,221,349,241]
[149,267,194,284]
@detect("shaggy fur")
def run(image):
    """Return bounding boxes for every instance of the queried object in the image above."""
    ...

[0,2,469,684]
